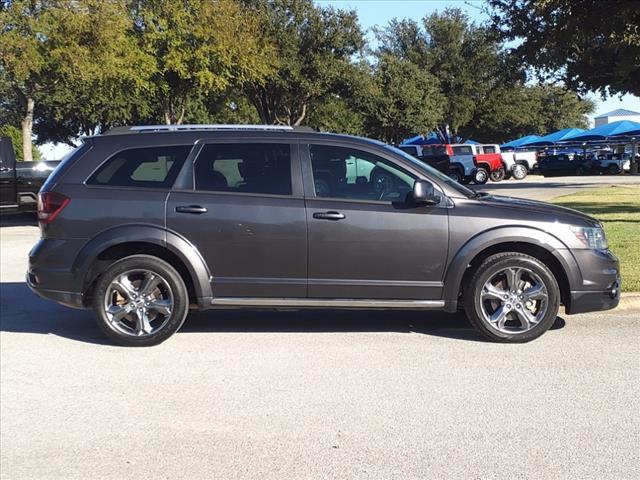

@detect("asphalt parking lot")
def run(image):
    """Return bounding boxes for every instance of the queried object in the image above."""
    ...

[1,176,639,479]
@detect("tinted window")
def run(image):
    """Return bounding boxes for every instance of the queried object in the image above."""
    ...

[422,145,447,156]
[453,145,473,155]
[310,145,415,202]
[482,146,496,153]
[398,146,418,157]
[87,145,191,188]
[194,143,292,195]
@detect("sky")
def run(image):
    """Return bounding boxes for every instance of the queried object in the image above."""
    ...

[39,0,640,159]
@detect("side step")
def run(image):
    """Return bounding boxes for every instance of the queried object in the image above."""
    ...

[210,298,445,309]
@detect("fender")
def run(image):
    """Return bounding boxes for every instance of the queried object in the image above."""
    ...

[72,224,212,300]
[442,226,581,302]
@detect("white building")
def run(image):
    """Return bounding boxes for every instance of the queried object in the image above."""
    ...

[594,108,640,127]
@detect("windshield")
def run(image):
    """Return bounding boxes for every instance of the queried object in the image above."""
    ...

[384,145,476,198]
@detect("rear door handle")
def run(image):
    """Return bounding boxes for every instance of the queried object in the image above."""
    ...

[175,205,207,215]
[313,211,345,221]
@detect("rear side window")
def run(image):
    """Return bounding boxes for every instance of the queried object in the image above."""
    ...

[194,143,292,196]
[482,146,496,153]
[453,146,473,155]
[87,145,192,188]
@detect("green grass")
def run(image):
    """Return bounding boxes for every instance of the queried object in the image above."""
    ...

[552,185,640,292]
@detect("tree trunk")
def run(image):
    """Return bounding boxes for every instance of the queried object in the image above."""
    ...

[21,97,35,162]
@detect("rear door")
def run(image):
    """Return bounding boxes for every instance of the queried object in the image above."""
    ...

[303,143,449,300]
[166,141,307,298]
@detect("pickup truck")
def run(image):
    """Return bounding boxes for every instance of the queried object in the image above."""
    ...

[596,153,631,174]
[0,136,60,213]
[499,149,538,179]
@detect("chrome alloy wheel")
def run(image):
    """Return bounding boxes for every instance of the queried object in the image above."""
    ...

[479,267,548,334]
[103,269,173,337]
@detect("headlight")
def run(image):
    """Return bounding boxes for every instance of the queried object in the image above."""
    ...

[570,226,608,249]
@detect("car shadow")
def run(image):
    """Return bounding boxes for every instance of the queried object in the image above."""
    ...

[0,212,38,227]
[0,282,565,346]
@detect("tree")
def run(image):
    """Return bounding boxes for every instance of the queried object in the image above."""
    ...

[376,9,511,142]
[487,0,640,96]
[361,55,443,144]
[0,0,154,155]
[241,0,365,125]
[131,0,273,125]
[462,84,595,143]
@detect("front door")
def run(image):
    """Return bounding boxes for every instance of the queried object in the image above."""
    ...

[166,142,307,298]
[304,144,449,300]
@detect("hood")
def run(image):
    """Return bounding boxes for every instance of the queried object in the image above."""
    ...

[478,194,600,228]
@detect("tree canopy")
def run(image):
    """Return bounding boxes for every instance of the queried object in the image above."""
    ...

[487,0,640,97]
[0,0,604,158]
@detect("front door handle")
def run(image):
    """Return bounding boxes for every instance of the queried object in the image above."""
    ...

[175,205,208,215]
[313,211,345,221]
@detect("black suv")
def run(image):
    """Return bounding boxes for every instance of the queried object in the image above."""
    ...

[28,125,620,346]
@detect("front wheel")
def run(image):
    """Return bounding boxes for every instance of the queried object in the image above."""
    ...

[511,163,528,180]
[463,252,560,343]
[92,255,189,346]
[473,167,489,185]
[607,164,621,175]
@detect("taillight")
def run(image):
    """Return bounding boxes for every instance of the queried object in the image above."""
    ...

[38,192,70,224]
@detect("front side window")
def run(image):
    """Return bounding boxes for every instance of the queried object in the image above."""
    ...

[310,145,415,202]
[194,143,292,195]
[87,145,191,188]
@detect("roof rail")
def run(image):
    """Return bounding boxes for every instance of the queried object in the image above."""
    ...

[131,124,294,132]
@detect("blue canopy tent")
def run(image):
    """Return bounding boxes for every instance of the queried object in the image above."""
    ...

[560,120,640,142]
[401,133,442,146]
[519,128,585,146]
[501,135,541,149]
[465,139,479,144]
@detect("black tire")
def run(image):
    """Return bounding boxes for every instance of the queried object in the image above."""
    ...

[473,167,489,185]
[511,163,528,180]
[463,252,560,343]
[607,164,621,175]
[447,169,462,183]
[489,167,506,182]
[92,255,189,346]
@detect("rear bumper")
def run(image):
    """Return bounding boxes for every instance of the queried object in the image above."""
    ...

[27,272,85,309]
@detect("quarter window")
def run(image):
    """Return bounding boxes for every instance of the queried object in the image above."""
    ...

[309,145,415,202]
[194,143,292,195]
[87,145,191,188]
[452,145,473,155]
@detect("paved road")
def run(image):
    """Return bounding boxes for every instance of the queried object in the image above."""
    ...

[471,173,640,201]
[1,223,639,479]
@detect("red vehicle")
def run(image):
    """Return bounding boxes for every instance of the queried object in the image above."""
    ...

[469,144,506,182]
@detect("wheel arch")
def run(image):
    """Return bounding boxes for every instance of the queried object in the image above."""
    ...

[443,227,579,308]
[73,225,212,307]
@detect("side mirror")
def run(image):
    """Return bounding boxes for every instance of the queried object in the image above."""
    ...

[412,180,440,205]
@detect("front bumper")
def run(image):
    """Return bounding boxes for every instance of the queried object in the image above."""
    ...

[565,248,621,314]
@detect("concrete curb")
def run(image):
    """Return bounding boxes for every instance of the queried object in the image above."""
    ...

[614,293,640,313]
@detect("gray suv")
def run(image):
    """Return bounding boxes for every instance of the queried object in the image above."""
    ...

[28,125,621,346]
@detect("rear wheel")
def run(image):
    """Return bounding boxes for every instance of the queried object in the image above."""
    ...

[511,163,528,180]
[489,167,506,182]
[447,169,462,183]
[473,167,489,185]
[92,255,189,346]
[463,252,560,343]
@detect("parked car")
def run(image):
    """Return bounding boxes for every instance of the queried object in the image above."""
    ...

[500,150,538,179]
[538,154,599,177]
[0,136,60,212]
[597,153,631,174]
[472,144,506,182]
[28,125,620,346]
[445,144,479,184]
